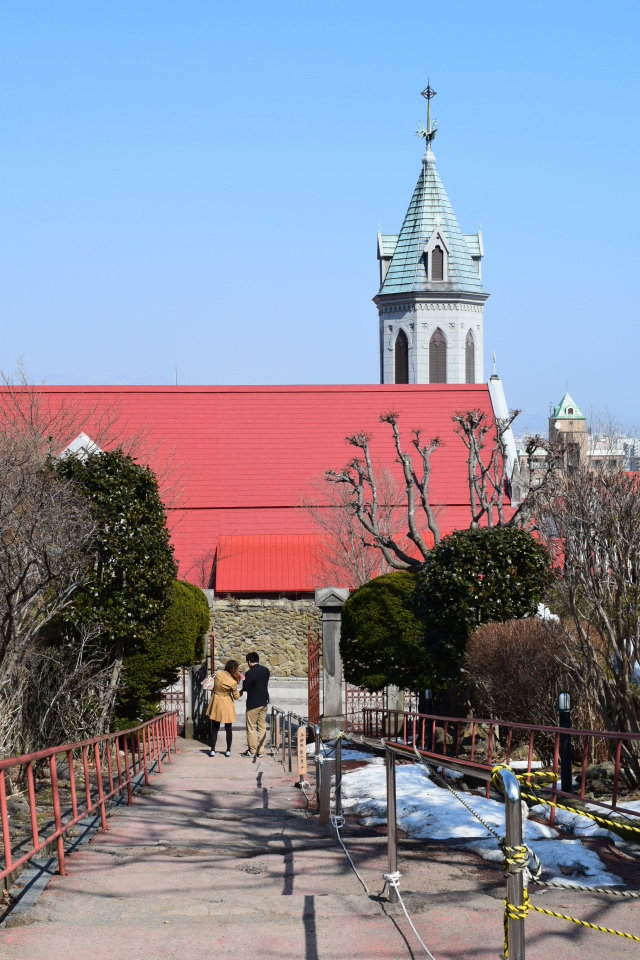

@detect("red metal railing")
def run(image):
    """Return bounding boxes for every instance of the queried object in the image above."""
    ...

[363,708,640,825]
[0,712,178,883]
[346,687,418,733]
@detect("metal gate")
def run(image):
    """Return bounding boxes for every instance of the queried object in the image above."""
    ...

[345,685,418,733]
[161,668,187,731]
[307,625,320,724]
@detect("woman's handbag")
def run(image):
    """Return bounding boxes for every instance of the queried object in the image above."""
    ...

[202,674,216,691]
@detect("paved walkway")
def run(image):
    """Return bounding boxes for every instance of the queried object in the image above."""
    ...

[1,731,639,959]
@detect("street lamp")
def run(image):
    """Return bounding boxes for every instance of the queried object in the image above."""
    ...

[558,692,572,793]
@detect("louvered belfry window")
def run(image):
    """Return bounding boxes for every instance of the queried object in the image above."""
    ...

[465,330,475,384]
[394,329,409,384]
[429,329,446,383]
[432,245,444,281]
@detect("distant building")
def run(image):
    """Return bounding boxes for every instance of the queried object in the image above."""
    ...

[548,391,588,474]
[511,390,638,502]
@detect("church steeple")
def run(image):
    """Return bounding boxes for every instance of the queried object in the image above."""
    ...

[374,85,488,385]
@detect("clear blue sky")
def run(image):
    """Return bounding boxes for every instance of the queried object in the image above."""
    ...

[1,1,638,433]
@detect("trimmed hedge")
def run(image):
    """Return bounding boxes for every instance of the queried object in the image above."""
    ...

[120,580,210,721]
[413,526,554,689]
[340,528,554,696]
[340,572,426,691]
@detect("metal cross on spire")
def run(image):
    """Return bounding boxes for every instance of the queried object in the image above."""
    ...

[417,79,438,148]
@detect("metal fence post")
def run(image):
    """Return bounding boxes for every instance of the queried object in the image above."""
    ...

[314,724,321,805]
[335,737,342,819]
[319,758,332,825]
[281,713,286,764]
[287,714,293,773]
[500,767,525,960]
[385,745,398,903]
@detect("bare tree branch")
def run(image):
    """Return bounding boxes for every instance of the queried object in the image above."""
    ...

[326,413,442,571]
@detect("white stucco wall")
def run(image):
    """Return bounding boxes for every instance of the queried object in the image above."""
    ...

[379,300,484,385]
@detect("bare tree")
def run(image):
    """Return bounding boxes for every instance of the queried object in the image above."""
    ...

[303,468,405,588]
[537,467,640,784]
[0,432,100,757]
[19,627,111,757]
[453,408,562,530]
[187,548,216,589]
[0,438,95,679]
[326,412,442,571]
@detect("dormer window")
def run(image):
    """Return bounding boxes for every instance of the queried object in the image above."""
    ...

[424,229,449,282]
[432,245,444,281]
[567,407,574,415]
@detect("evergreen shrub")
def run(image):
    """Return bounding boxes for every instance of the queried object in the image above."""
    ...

[413,526,554,690]
[340,572,426,691]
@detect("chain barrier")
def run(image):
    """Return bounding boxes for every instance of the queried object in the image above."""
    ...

[504,765,640,838]
[313,733,640,955]
[490,763,640,899]
[489,763,640,955]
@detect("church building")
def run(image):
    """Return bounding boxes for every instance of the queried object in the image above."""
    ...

[8,87,515,679]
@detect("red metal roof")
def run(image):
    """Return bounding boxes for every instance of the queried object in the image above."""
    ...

[3,384,507,587]
[215,534,327,594]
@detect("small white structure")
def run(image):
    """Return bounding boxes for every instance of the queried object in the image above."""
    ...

[59,432,102,461]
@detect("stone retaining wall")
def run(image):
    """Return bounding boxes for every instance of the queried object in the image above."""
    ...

[211,598,321,677]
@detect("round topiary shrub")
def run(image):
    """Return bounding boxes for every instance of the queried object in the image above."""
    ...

[340,571,426,692]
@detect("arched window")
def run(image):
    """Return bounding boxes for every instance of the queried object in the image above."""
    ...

[429,328,446,383]
[394,329,409,384]
[431,244,444,281]
[465,330,475,384]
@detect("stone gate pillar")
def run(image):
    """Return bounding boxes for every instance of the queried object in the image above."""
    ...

[315,587,349,739]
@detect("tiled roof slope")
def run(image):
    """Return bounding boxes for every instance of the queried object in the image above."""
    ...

[463,234,481,258]
[380,151,485,296]
[4,384,509,583]
[379,234,399,258]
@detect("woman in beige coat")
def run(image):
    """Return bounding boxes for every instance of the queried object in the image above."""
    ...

[206,659,242,757]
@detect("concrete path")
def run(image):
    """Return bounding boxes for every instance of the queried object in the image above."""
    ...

[1,731,639,960]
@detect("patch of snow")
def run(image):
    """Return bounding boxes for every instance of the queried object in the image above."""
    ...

[305,741,380,764]
[341,761,623,887]
[531,798,640,839]
[536,602,559,621]
[530,803,609,838]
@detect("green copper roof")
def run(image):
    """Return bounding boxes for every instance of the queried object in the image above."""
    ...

[379,148,485,296]
[463,234,482,258]
[379,234,399,258]
[552,392,585,420]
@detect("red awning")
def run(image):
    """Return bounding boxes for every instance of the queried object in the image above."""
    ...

[214,534,329,594]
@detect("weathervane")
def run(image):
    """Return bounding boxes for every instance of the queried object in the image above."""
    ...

[417,80,438,148]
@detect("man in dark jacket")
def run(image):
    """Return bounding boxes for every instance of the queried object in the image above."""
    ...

[240,652,270,758]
